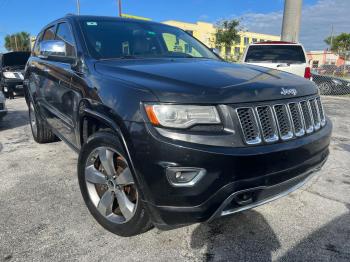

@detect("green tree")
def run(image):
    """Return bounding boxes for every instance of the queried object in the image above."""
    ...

[4,31,31,51]
[215,19,241,61]
[325,33,350,56]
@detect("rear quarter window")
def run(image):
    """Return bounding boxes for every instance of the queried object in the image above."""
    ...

[245,45,306,64]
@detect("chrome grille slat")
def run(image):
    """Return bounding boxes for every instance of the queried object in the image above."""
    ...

[256,106,278,143]
[300,101,314,134]
[273,104,293,140]
[235,96,326,145]
[316,97,326,126]
[309,99,321,130]
[288,103,305,137]
[236,108,261,145]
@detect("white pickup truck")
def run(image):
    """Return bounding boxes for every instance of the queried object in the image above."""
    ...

[241,41,311,79]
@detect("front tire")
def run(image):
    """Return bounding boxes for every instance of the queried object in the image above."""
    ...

[29,102,58,143]
[1,87,9,99]
[78,131,152,236]
[318,82,332,95]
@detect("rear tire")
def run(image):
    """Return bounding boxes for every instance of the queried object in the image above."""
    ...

[29,102,58,143]
[78,131,152,236]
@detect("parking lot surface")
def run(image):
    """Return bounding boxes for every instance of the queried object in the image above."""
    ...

[0,97,349,262]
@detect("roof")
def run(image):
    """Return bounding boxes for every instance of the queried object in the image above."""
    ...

[252,41,299,45]
[66,14,160,25]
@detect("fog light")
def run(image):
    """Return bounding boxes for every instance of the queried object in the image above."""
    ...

[166,167,206,187]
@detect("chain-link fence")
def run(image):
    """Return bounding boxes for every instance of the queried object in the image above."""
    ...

[311,63,350,96]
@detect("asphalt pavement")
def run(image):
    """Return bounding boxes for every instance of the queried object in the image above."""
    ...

[0,97,349,262]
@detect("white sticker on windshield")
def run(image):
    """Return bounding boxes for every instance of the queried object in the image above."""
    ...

[87,22,98,26]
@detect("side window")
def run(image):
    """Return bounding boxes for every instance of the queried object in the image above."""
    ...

[55,22,76,57]
[42,26,56,41]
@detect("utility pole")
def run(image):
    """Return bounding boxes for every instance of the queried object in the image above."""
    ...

[330,24,334,51]
[118,0,122,17]
[77,0,80,15]
[281,0,303,42]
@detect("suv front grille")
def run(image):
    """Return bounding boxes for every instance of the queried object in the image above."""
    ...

[235,96,326,145]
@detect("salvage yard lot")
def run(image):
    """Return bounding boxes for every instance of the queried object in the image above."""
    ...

[0,97,349,262]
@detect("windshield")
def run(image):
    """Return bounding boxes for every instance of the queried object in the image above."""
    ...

[79,19,218,60]
[245,45,306,64]
[1,52,30,68]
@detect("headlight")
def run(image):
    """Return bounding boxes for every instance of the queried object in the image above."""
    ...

[145,104,221,129]
[3,72,16,79]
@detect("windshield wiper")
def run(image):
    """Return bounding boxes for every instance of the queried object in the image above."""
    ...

[100,55,139,61]
[119,55,139,59]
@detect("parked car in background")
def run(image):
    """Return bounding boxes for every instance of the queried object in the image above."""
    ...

[25,15,331,237]
[316,64,337,76]
[0,51,31,98]
[334,65,350,77]
[242,41,311,79]
[0,91,7,120]
[312,70,350,95]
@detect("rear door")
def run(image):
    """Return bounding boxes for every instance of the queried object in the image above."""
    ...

[243,44,307,77]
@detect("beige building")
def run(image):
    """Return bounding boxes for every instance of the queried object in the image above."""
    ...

[163,20,280,59]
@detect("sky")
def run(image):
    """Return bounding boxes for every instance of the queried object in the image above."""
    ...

[0,0,348,52]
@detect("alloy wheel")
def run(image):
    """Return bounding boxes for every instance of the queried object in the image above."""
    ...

[85,147,137,224]
[319,82,331,95]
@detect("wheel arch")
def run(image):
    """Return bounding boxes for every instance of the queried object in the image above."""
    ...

[77,99,147,199]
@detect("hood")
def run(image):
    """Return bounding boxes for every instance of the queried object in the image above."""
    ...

[95,58,318,104]
[1,52,30,68]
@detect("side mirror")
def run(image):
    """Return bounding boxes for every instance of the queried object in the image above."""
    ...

[39,40,76,64]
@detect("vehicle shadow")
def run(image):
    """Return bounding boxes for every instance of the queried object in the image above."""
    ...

[190,210,280,262]
[0,110,29,131]
[278,204,350,262]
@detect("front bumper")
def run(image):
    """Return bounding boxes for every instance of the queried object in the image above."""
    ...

[0,102,7,118]
[2,78,24,94]
[0,109,7,118]
[127,119,332,229]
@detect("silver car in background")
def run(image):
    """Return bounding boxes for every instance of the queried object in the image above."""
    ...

[0,91,7,120]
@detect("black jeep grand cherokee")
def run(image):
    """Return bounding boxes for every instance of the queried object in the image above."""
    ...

[24,15,332,236]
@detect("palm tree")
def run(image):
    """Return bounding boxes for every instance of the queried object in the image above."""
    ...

[4,32,31,51]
